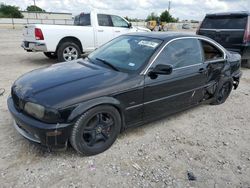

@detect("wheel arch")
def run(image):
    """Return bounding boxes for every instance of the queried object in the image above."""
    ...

[56,36,83,53]
[67,97,126,132]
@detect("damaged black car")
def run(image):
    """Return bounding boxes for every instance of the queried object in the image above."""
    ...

[7,33,242,155]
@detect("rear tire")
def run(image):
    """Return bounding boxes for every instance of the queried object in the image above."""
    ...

[210,80,233,105]
[43,52,57,59]
[70,105,121,156]
[57,41,81,62]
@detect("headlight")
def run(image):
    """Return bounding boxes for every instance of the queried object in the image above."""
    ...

[24,102,60,123]
[24,102,45,119]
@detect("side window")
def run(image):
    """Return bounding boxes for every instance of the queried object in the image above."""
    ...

[200,40,223,61]
[111,15,129,28]
[80,14,91,26]
[97,14,113,27]
[155,38,203,69]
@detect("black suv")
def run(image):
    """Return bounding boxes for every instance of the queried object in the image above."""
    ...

[197,12,250,67]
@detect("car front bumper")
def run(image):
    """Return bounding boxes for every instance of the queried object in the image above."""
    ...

[21,41,47,52]
[7,97,72,149]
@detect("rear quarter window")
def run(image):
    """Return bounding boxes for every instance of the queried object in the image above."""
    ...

[201,16,248,29]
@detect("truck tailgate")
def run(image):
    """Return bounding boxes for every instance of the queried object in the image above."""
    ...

[199,29,245,50]
[23,25,36,41]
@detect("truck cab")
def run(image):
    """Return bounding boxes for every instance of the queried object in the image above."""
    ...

[22,11,150,62]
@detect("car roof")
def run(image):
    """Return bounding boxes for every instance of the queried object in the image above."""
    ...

[206,11,250,17]
[125,32,198,41]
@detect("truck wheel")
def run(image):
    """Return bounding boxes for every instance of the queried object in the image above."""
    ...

[210,80,233,105]
[43,52,57,59]
[70,105,121,155]
[242,59,250,68]
[57,42,81,62]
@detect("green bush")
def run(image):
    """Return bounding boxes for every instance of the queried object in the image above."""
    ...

[0,3,23,18]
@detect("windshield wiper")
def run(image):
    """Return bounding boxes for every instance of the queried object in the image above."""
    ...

[95,58,120,72]
[86,56,94,64]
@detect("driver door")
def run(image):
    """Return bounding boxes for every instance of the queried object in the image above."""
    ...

[143,38,208,121]
[96,14,114,47]
[110,15,131,37]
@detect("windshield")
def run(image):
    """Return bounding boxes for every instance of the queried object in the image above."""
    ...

[88,35,162,73]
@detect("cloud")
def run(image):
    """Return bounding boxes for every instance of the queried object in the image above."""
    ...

[1,0,250,20]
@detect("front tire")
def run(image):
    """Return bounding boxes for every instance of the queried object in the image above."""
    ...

[210,80,233,105]
[70,105,121,155]
[43,52,57,59]
[57,41,81,62]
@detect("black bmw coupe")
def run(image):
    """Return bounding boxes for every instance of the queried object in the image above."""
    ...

[8,32,242,155]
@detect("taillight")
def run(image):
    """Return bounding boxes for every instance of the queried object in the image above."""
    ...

[243,18,250,43]
[35,28,44,40]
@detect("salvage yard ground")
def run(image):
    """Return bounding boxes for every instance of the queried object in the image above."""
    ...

[0,29,250,188]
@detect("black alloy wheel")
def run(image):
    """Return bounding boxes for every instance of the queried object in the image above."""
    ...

[70,105,121,155]
[83,112,114,147]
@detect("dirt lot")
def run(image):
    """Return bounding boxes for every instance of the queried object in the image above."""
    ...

[0,29,250,188]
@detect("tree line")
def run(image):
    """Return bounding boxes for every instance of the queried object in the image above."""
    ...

[146,10,178,23]
[0,3,178,23]
[0,3,45,18]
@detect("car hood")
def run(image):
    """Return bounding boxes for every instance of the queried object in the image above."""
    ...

[13,60,131,107]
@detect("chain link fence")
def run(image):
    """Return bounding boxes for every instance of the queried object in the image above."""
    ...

[0,18,74,29]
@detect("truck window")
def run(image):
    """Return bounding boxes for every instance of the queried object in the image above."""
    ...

[74,15,80,25]
[201,16,247,29]
[97,14,113,27]
[74,14,91,26]
[111,15,129,28]
[200,40,223,61]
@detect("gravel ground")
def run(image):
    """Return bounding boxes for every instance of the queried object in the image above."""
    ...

[0,29,250,188]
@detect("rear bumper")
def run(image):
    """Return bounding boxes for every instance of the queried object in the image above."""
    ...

[7,97,72,149]
[21,41,47,52]
[227,45,250,60]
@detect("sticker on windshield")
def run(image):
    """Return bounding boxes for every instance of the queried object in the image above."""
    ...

[128,62,135,67]
[138,40,159,48]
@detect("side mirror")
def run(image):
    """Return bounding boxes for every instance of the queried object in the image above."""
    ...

[128,22,132,28]
[148,64,173,79]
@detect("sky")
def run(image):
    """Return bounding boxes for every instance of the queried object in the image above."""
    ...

[1,0,250,20]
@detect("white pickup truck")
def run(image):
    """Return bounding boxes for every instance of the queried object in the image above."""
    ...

[22,12,150,62]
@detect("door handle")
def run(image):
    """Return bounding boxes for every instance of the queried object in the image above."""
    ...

[98,30,104,32]
[198,68,206,73]
[115,30,121,33]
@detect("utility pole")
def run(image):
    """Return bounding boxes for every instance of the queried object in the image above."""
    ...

[33,0,37,19]
[168,1,171,13]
